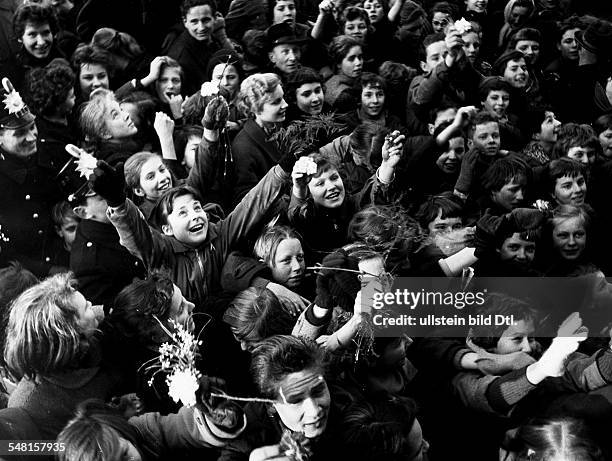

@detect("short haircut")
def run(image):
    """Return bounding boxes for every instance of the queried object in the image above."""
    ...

[51,200,79,226]
[470,292,537,350]
[108,270,175,346]
[478,76,512,102]
[328,35,362,67]
[307,152,340,178]
[415,193,465,229]
[431,1,457,18]
[420,32,445,62]
[339,393,420,461]
[593,114,612,135]
[550,204,591,232]
[158,56,183,81]
[250,335,326,399]
[237,73,282,118]
[71,44,112,74]
[556,15,585,43]
[254,225,303,267]
[348,123,382,156]
[340,6,371,31]
[4,273,90,380]
[152,185,202,226]
[359,72,387,92]
[173,125,204,162]
[378,61,417,87]
[57,399,141,461]
[25,61,75,116]
[482,155,530,192]
[493,50,526,76]
[551,123,600,160]
[223,288,295,347]
[180,0,217,17]
[545,158,586,195]
[91,28,143,61]
[79,88,116,141]
[508,27,542,50]
[13,3,58,38]
[285,67,323,106]
[469,110,499,138]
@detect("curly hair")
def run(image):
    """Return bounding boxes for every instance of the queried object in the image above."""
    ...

[13,3,58,38]
[25,61,75,116]
[79,88,115,141]
[237,73,282,118]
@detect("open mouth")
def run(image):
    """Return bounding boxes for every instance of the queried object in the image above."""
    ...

[158,180,171,192]
[325,191,341,201]
[165,91,178,99]
[189,222,205,233]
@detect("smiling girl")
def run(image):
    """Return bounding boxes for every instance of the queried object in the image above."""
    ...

[124,152,174,220]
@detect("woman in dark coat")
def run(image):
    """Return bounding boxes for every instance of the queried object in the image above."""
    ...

[231,72,288,206]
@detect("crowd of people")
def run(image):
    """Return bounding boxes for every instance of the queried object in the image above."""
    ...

[2,0,612,459]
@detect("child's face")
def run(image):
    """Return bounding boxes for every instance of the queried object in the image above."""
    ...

[553,174,586,206]
[79,63,109,99]
[495,319,535,354]
[427,209,463,237]
[296,82,324,115]
[483,90,510,118]
[465,0,487,14]
[436,137,465,174]
[183,135,201,171]
[498,232,535,266]
[56,217,79,249]
[104,100,137,139]
[361,83,385,118]
[431,12,452,33]
[491,176,526,211]
[340,45,363,79]
[363,0,384,24]
[566,145,596,165]
[558,28,580,61]
[536,111,561,144]
[155,67,182,104]
[421,40,448,73]
[344,18,368,44]
[462,31,481,62]
[21,21,53,59]
[273,0,296,26]
[503,58,529,89]
[211,63,241,99]
[162,194,209,247]
[135,157,172,200]
[271,238,305,288]
[552,217,586,261]
[508,6,530,28]
[515,39,540,65]
[470,121,500,155]
[308,168,345,209]
[599,128,612,158]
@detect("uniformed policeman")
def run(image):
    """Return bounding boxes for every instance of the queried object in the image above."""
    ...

[0,78,61,277]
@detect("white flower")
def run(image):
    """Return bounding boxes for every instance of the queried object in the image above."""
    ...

[201,82,220,98]
[3,91,25,115]
[75,151,98,179]
[294,157,318,175]
[455,18,472,35]
[167,369,199,407]
[533,199,550,212]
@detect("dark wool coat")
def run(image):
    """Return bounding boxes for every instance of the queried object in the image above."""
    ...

[230,119,282,206]
[0,150,62,277]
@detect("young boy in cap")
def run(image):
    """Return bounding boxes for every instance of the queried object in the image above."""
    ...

[0,78,61,277]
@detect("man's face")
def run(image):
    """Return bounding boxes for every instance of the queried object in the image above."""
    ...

[21,21,53,59]
[471,121,500,155]
[0,122,38,158]
[421,41,448,73]
[183,5,214,41]
[269,43,301,74]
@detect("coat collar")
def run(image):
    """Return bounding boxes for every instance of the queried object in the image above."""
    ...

[242,119,281,161]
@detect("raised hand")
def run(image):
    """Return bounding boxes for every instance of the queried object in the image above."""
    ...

[141,56,168,87]
[202,96,230,131]
[154,111,175,141]
[89,160,126,207]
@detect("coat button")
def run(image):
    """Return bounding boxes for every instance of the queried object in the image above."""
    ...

[25,195,30,200]
[32,213,39,219]
[86,242,93,247]
[45,257,50,262]
[37,230,43,235]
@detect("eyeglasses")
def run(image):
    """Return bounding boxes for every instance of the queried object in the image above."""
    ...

[432,19,450,28]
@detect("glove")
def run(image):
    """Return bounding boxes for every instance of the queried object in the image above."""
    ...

[454,147,481,194]
[202,95,229,130]
[506,208,546,232]
[473,211,505,259]
[314,250,360,311]
[278,151,299,174]
[89,160,126,207]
